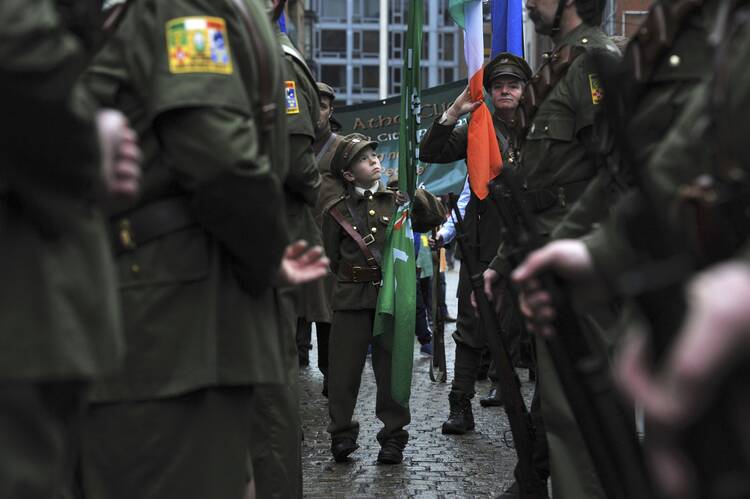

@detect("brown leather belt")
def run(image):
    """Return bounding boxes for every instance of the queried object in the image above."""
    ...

[338,263,382,284]
[110,197,196,256]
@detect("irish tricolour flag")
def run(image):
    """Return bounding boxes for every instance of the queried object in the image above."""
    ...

[449,1,503,199]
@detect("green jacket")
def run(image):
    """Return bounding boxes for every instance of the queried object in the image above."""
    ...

[488,23,619,276]
[552,3,716,240]
[586,10,750,290]
[83,0,290,402]
[0,0,122,381]
[419,112,517,266]
[323,183,395,311]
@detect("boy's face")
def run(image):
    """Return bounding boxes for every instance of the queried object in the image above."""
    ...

[343,146,382,186]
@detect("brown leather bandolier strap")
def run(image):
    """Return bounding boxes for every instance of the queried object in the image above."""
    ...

[329,206,381,275]
[518,44,586,131]
[338,263,382,284]
[624,0,703,84]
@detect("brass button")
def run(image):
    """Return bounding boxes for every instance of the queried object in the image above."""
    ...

[543,125,549,132]
[369,209,376,216]
[669,54,681,67]
[371,227,377,233]
[131,264,140,274]
[368,196,374,201]
[353,226,358,231]
[581,37,589,44]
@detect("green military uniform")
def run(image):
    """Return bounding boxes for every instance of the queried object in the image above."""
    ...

[249,30,320,499]
[419,52,529,393]
[0,1,121,496]
[486,23,620,499]
[80,1,289,497]
[296,82,342,386]
[322,136,410,458]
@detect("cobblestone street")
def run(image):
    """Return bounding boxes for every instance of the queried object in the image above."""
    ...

[299,266,535,498]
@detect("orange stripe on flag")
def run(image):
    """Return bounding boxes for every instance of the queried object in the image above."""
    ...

[466,67,502,200]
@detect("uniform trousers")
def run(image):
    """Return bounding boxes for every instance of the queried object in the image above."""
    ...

[327,309,410,447]
[0,381,85,499]
[250,288,302,499]
[79,386,254,499]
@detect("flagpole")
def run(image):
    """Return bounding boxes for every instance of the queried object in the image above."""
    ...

[379,0,389,100]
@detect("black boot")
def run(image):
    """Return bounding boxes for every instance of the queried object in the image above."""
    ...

[441,391,475,435]
[480,386,503,407]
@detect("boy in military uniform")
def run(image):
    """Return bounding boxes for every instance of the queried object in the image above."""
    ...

[323,134,410,465]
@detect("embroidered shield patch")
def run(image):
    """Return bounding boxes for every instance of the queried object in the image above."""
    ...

[285,81,300,114]
[589,74,603,105]
[166,17,233,74]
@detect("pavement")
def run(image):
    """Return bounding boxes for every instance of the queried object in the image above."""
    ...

[299,266,536,498]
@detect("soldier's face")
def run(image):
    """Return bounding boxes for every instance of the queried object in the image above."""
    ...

[490,78,524,112]
[526,0,560,35]
[319,97,333,127]
[344,147,382,186]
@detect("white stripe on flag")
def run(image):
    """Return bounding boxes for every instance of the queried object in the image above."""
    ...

[463,0,484,76]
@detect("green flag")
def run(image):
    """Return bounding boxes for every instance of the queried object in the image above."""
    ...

[373,0,423,408]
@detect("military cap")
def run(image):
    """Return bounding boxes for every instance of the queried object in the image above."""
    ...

[331,133,378,178]
[317,82,336,102]
[483,52,532,91]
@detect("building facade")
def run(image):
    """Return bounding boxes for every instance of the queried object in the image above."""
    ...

[310,0,463,104]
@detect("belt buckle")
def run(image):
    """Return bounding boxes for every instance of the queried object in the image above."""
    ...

[362,233,375,246]
[351,266,361,283]
[118,218,137,250]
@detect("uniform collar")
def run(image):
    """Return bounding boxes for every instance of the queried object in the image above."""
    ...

[556,22,591,50]
[353,181,382,198]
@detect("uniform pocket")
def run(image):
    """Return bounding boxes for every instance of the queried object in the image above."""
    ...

[526,115,576,143]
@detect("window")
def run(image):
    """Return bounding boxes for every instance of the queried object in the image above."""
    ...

[441,33,455,61]
[363,1,380,20]
[442,67,454,83]
[363,66,379,91]
[391,31,403,59]
[363,31,379,56]
[320,65,346,90]
[320,30,346,55]
[390,66,402,95]
[320,0,346,21]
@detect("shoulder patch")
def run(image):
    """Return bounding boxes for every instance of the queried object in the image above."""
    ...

[285,81,300,114]
[588,74,603,105]
[166,17,233,74]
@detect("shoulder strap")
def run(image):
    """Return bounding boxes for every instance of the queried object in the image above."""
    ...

[329,207,381,269]
[281,42,317,88]
[316,133,338,163]
[518,44,586,131]
[229,0,278,139]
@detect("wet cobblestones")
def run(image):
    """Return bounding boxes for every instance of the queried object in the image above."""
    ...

[299,267,536,498]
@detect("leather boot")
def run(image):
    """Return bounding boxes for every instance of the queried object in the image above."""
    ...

[441,391,475,435]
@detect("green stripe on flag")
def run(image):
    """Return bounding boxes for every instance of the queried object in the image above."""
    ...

[373,0,424,408]
[448,0,468,28]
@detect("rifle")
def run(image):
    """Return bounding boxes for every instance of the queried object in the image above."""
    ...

[429,228,447,383]
[592,7,750,495]
[448,194,548,499]
[486,171,655,499]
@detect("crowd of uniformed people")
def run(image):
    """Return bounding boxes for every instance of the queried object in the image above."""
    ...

[3,0,750,498]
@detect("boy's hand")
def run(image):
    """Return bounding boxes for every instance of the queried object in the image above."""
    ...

[395,191,409,206]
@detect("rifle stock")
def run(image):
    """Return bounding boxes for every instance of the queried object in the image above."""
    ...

[448,194,548,499]
[487,171,655,499]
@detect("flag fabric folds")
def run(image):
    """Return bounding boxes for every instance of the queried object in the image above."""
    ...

[372,0,423,408]
[491,0,524,58]
[449,0,502,200]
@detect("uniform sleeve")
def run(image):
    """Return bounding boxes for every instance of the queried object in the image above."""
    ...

[155,106,289,295]
[0,0,100,197]
[418,120,469,164]
[283,58,321,207]
[322,210,342,275]
[566,51,610,137]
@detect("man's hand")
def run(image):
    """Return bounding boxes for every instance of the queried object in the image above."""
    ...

[428,233,443,250]
[470,267,504,316]
[395,190,409,206]
[97,109,141,199]
[443,86,482,125]
[276,240,330,287]
[511,239,603,336]
[614,261,750,498]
